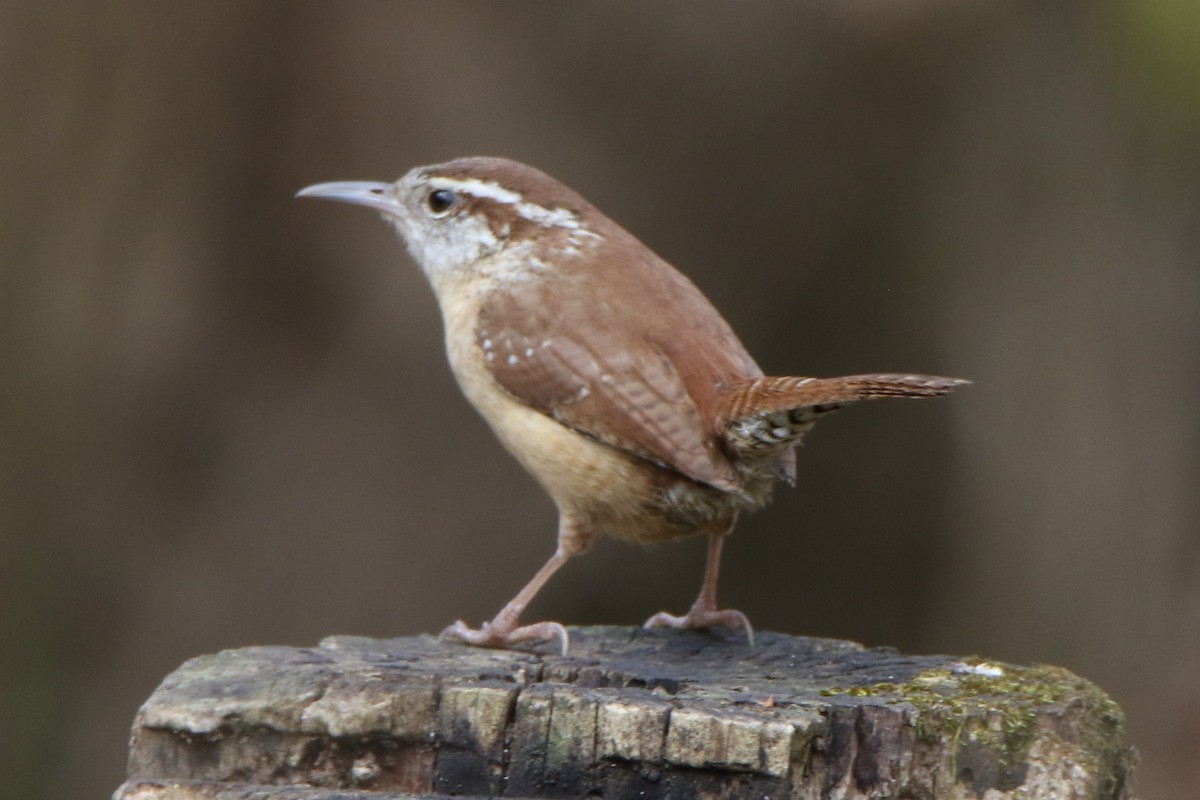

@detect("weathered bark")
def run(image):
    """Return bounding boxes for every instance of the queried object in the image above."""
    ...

[115,627,1134,799]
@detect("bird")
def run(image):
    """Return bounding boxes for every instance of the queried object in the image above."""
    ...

[298,157,967,655]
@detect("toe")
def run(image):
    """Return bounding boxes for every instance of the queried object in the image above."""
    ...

[441,619,569,654]
[507,621,570,655]
[642,608,754,646]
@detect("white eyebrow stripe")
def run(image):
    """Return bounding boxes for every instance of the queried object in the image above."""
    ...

[435,177,522,204]
[434,177,585,231]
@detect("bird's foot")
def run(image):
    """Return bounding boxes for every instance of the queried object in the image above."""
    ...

[643,605,755,646]
[441,618,570,656]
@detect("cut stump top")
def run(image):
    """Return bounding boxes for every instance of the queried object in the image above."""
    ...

[117,626,1134,800]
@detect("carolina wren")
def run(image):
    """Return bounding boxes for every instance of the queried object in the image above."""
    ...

[299,157,966,654]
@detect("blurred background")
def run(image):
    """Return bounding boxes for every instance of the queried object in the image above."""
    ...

[2,2,1197,798]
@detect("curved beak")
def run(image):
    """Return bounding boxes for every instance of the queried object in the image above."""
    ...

[296,181,401,215]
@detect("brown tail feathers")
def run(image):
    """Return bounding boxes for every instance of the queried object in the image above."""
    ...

[718,374,969,459]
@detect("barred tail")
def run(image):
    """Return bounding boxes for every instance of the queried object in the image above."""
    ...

[718,373,969,460]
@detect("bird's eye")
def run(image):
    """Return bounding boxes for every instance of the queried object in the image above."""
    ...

[427,188,456,214]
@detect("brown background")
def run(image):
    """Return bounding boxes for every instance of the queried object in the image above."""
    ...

[2,3,1197,799]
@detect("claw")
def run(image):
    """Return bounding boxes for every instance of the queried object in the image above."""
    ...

[442,619,570,656]
[643,607,755,646]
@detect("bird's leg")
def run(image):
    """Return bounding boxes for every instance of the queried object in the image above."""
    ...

[442,519,590,655]
[644,519,754,645]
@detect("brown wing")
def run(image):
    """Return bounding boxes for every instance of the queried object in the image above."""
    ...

[476,249,761,492]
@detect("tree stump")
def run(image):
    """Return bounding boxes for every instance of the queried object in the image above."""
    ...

[115,627,1134,799]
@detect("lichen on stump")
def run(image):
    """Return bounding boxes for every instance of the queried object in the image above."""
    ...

[116,626,1134,800]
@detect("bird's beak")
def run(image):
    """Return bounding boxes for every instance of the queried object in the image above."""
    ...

[296,181,401,216]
